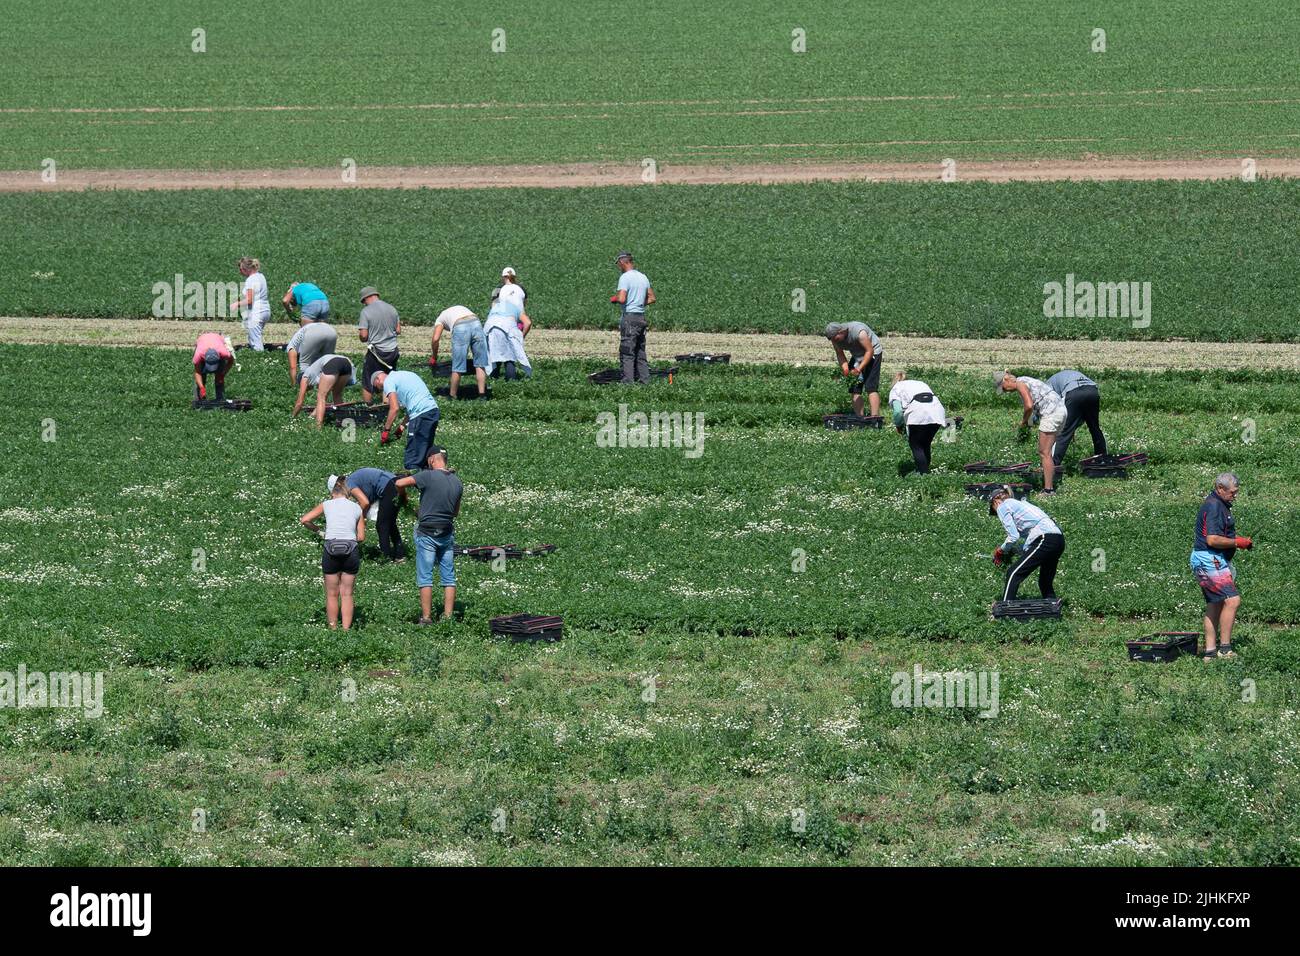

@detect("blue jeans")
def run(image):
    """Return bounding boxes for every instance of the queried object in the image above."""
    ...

[415,530,456,587]
[301,299,331,323]
[451,320,489,373]
[403,409,440,470]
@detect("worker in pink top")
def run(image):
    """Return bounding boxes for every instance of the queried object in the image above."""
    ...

[192,331,235,401]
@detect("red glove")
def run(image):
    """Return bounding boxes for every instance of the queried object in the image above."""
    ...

[610,294,620,304]
[1235,536,1253,550]
[428,355,438,367]
[380,429,391,445]
[992,547,1006,566]
[197,383,206,399]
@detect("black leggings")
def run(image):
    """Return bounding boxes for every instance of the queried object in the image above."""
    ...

[906,423,942,474]
[1053,386,1106,466]
[376,481,405,559]
[1004,533,1065,600]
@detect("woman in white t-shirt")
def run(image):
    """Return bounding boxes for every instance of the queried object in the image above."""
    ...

[299,476,366,629]
[889,371,948,475]
[236,257,272,351]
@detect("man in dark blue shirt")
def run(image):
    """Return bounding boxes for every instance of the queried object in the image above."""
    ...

[1190,472,1253,659]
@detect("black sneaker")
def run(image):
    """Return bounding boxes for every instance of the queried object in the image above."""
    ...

[1217,644,1236,659]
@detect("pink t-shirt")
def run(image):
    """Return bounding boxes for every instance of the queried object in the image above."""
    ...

[193,332,232,366]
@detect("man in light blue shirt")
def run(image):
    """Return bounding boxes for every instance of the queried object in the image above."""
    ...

[611,251,655,383]
[989,486,1065,601]
[371,369,440,470]
[1047,369,1107,466]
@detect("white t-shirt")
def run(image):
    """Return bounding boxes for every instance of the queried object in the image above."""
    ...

[242,272,270,319]
[436,305,477,331]
[889,379,947,426]
[498,283,526,310]
[322,497,362,541]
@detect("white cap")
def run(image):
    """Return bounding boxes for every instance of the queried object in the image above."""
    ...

[327,474,339,494]
[501,266,516,277]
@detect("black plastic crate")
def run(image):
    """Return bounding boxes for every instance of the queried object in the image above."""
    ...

[427,360,455,378]
[457,543,557,560]
[588,366,679,385]
[1081,464,1129,479]
[1126,631,1198,662]
[965,482,1034,501]
[1081,452,1148,469]
[435,385,492,400]
[964,460,1036,475]
[823,414,884,430]
[192,398,252,412]
[490,613,563,643]
[991,598,1063,620]
[674,352,731,365]
[323,403,386,426]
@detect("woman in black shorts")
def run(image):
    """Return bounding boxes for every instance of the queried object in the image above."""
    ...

[292,353,356,427]
[300,475,366,629]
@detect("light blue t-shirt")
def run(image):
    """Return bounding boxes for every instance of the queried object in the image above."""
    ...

[617,269,651,314]
[995,498,1062,549]
[292,282,328,306]
[382,370,437,418]
[346,467,396,503]
[1047,369,1096,398]
[487,299,523,324]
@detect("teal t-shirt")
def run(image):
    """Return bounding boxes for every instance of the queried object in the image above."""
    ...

[292,282,328,306]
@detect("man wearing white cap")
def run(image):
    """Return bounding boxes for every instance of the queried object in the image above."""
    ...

[484,287,533,380]
[498,267,527,313]
[430,305,489,399]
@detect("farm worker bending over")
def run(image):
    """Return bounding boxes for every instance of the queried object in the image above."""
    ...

[293,354,355,428]
[370,370,441,471]
[824,320,884,417]
[192,331,234,401]
[394,445,463,625]
[358,286,401,403]
[282,280,331,325]
[287,322,338,386]
[1191,472,1253,661]
[1047,369,1107,467]
[497,266,527,313]
[431,305,489,400]
[889,371,946,474]
[333,467,406,561]
[612,251,655,384]
[994,371,1064,494]
[234,257,271,351]
[988,485,1065,602]
[484,287,533,380]
[300,475,365,630]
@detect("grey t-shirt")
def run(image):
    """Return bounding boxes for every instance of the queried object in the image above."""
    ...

[322,497,362,541]
[302,354,352,386]
[359,300,400,353]
[1048,369,1097,398]
[288,322,338,371]
[842,322,882,360]
[414,468,464,536]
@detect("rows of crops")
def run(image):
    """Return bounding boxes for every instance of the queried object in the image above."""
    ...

[5,179,1300,341]
[0,344,1296,864]
[2,0,1296,169]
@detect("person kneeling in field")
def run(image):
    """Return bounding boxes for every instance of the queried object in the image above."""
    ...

[484,287,533,380]
[1191,472,1253,660]
[293,354,355,428]
[333,467,407,561]
[370,369,441,471]
[825,321,884,417]
[431,305,489,399]
[889,371,946,474]
[300,475,366,630]
[192,331,235,401]
[994,371,1064,494]
[989,485,1065,601]
[394,446,463,625]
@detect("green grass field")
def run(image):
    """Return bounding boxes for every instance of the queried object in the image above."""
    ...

[5,178,1300,341]
[2,0,1297,170]
[1,344,1297,864]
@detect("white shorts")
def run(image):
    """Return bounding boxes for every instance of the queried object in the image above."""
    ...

[1038,406,1067,433]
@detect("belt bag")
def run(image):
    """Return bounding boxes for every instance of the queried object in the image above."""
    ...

[912,392,935,403]
[324,538,357,557]
[420,523,452,538]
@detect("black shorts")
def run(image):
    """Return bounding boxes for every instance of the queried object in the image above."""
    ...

[321,543,360,575]
[362,347,399,390]
[849,353,883,394]
[321,356,353,379]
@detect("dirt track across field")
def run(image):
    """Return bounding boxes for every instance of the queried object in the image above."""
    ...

[3,157,1299,192]
[6,317,1299,371]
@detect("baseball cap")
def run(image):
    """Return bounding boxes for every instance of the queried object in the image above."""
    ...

[359,286,378,302]
[615,250,632,264]
[327,474,340,494]
[501,267,516,278]
[993,370,1011,392]
[426,445,447,459]
[202,348,222,372]
[989,485,1013,516]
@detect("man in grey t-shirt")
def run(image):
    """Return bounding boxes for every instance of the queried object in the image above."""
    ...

[825,321,884,417]
[1047,369,1107,466]
[358,286,401,402]
[395,446,464,624]
[287,322,338,386]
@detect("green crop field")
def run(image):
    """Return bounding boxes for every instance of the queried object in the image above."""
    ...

[1,344,1297,865]
[1,0,1297,171]
[5,178,1300,341]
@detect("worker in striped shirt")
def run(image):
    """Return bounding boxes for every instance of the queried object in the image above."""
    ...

[995,371,1066,494]
[988,486,1065,601]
